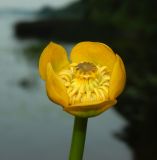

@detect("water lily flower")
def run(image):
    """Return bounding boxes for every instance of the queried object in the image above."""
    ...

[39,41,126,117]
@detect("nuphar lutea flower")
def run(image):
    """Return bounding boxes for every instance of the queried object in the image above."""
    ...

[39,41,126,117]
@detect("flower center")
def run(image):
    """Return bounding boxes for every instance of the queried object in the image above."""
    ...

[75,62,97,79]
[77,62,97,73]
[59,62,110,105]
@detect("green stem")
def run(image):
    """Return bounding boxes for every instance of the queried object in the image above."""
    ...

[69,117,88,160]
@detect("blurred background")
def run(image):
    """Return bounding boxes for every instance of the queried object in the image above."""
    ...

[0,0,156,159]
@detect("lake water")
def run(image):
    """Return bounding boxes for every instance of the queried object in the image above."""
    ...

[0,11,132,160]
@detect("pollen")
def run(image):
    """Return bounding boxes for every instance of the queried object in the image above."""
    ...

[58,62,110,105]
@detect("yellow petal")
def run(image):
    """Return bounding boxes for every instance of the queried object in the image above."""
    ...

[46,63,69,107]
[109,54,126,99]
[64,100,117,118]
[70,41,116,70]
[39,42,69,80]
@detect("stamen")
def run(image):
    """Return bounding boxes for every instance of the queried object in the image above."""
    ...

[59,62,110,105]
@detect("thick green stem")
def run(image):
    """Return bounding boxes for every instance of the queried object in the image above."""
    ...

[69,117,88,160]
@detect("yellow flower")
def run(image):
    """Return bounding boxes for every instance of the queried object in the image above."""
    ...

[39,41,126,117]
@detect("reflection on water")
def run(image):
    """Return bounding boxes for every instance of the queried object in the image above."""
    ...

[0,12,132,160]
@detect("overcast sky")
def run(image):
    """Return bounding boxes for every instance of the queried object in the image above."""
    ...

[0,0,78,9]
